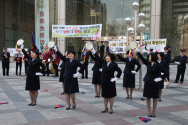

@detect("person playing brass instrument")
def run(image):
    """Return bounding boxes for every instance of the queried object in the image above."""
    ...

[42,50,51,77]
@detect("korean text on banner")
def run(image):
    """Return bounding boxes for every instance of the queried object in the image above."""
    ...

[35,0,49,49]
[52,24,102,37]
[109,41,127,53]
[7,48,28,57]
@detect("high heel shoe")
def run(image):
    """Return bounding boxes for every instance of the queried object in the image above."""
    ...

[72,103,76,109]
[66,104,71,110]
[109,109,113,114]
[101,108,108,113]
[28,102,33,106]
[32,101,37,106]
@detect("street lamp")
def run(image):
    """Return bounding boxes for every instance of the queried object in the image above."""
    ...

[138,13,146,23]
[138,23,145,91]
[132,2,139,42]
[128,27,134,43]
[125,17,132,52]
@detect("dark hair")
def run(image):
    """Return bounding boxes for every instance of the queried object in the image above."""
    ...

[159,52,164,58]
[96,51,101,56]
[68,50,76,56]
[126,50,133,55]
[4,48,7,50]
[65,50,69,53]
[107,53,115,61]
[150,53,158,62]
[32,50,40,56]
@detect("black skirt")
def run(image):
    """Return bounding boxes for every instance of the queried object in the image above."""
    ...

[158,81,164,89]
[59,69,65,82]
[102,82,117,98]
[64,78,79,94]
[123,74,135,88]
[92,72,101,85]
[26,75,40,90]
[143,83,159,98]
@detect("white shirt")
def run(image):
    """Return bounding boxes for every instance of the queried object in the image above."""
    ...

[107,62,111,67]
[158,60,161,63]
[151,63,154,66]
[129,58,132,62]
[181,55,184,57]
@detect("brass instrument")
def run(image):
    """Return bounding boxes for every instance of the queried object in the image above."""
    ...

[50,49,56,76]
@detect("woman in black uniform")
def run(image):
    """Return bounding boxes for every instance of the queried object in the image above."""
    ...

[54,46,84,110]
[91,48,122,114]
[21,45,45,106]
[89,51,102,98]
[59,50,68,95]
[117,50,141,99]
[136,49,167,117]
[157,52,167,102]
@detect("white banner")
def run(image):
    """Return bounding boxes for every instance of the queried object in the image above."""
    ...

[109,39,167,53]
[52,24,102,37]
[35,0,49,49]
[7,48,28,57]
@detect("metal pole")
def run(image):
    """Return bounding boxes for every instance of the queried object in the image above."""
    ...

[134,9,137,42]
[139,30,143,91]
[126,24,130,52]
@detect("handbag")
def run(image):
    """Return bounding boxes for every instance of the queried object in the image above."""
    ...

[164,78,170,88]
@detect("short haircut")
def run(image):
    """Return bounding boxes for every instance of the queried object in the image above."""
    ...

[32,49,39,56]
[150,53,158,62]
[97,51,101,55]
[159,52,164,58]
[107,53,115,61]
[68,50,76,56]
[126,50,133,55]
[4,48,7,50]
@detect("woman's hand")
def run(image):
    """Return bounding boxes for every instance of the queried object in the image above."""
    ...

[21,45,24,49]
[135,47,139,53]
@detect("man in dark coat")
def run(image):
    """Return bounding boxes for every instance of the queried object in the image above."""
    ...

[15,50,23,76]
[97,41,105,59]
[1,48,10,76]
[163,47,171,81]
[174,49,187,83]
[81,51,89,79]
[166,45,171,55]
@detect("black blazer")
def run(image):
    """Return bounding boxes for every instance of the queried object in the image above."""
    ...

[94,53,122,84]
[176,55,187,69]
[89,52,102,73]
[137,52,167,84]
[158,59,168,80]
[163,53,170,66]
[106,46,109,53]
[97,45,105,53]
[167,50,171,55]
[56,51,84,79]
[117,55,141,75]
[1,52,10,63]
[22,49,45,75]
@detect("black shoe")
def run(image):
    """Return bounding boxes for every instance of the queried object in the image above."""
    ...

[109,109,113,114]
[80,77,84,79]
[3,75,5,76]
[19,74,22,76]
[53,75,58,77]
[85,77,88,79]
[7,75,9,76]
[72,103,76,109]
[95,95,98,98]
[61,93,65,95]
[101,108,108,113]
[152,113,155,117]
[180,81,183,83]
[157,99,162,102]
[28,103,32,106]
[148,113,152,117]
[16,74,18,76]
[66,104,71,110]
[32,103,36,106]
[174,81,178,83]
[126,97,129,99]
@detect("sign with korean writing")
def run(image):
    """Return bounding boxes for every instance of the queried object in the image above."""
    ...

[109,41,127,53]
[109,39,166,53]
[35,0,49,49]
[52,24,102,37]
[7,48,28,57]
[137,39,166,52]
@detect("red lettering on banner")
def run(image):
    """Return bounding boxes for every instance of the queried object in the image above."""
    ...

[66,27,68,30]
[39,11,44,17]
[63,31,66,34]
[66,31,70,33]
[40,26,45,31]
[77,30,80,33]
[69,27,71,30]
[40,40,45,45]
[40,33,45,38]
[40,18,45,24]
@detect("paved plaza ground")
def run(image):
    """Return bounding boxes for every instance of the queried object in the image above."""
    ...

[1,62,188,125]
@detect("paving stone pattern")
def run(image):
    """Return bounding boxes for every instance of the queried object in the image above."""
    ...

[0,62,188,125]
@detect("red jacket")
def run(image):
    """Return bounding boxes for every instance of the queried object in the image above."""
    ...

[15,54,23,63]
[23,55,30,63]
[52,53,60,65]
[43,52,51,63]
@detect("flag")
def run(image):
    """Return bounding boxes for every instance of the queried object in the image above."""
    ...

[138,44,147,49]
[55,105,64,108]
[78,91,85,94]
[81,45,86,61]
[137,116,151,123]
[42,44,49,57]
[0,102,9,105]
[14,43,17,51]
[31,33,37,50]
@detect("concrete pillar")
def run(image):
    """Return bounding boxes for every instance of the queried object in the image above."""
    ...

[57,0,66,54]
[150,0,162,39]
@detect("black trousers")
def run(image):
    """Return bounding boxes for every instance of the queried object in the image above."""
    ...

[82,65,88,78]
[16,63,22,75]
[2,63,9,76]
[53,64,59,76]
[175,68,185,82]
[165,66,170,81]
[43,63,50,76]
[25,62,28,73]
[101,52,104,59]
